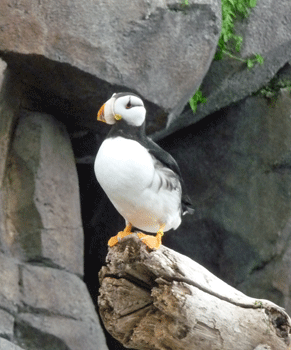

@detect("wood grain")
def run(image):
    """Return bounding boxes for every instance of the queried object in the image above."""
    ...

[98,234,291,350]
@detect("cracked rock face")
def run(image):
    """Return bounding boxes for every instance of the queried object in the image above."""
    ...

[0,0,221,132]
[159,81,291,315]
[0,67,108,350]
[153,0,291,140]
[1,0,291,349]
[4,111,83,276]
[0,253,108,350]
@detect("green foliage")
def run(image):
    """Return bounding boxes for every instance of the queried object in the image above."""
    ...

[246,53,264,68]
[189,88,207,113]
[216,0,263,68]
[258,77,291,99]
[189,0,263,113]
[180,0,189,11]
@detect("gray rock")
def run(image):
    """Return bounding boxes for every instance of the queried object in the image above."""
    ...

[153,0,291,140]
[2,1,291,348]
[5,112,84,276]
[0,254,18,345]
[0,254,108,350]
[159,89,291,315]
[0,64,21,187]
[20,264,94,319]
[0,309,14,340]
[0,64,23,255]
[15,314,106,350]
[0,253,19,313]
[0,71,108,349]
[238,223,291,315]
[15,264,108,350]
[0,338,25,350]
[0,58,6,94]
[0,0,221,133]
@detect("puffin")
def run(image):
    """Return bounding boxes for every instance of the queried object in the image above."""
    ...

[94,92,194,249]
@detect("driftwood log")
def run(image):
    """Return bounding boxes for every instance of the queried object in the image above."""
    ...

[98,234,291,350]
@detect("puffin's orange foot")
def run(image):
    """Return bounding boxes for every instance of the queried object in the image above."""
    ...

[108,223,132,247]
[108,235,119,247]
[137,229,164,250]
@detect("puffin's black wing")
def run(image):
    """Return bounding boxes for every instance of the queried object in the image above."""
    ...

[107,121,194,215]
[144,137,194,215]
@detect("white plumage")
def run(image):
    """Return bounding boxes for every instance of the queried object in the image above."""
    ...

[95,137,182,233]
[94,92,193,249]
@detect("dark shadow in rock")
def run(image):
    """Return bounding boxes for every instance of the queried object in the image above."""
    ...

[0,52,165,136]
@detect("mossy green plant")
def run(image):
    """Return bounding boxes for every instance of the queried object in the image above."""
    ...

[218,1,251,55]
[257,77,291,99]
[216,0,263,68]
[189,88,207,113]
[189,0,263,113]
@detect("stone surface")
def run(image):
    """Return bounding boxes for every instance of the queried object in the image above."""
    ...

[0,58,6,93]
[238,224,291,314]
[0,253,19,314]
[0,69,108,349]
[15,314,107,350]
[15,264,108,350]
[77,66,291,350]
[0,64,21,187]
[0,254,19,345]
[20,264,93,319]
[153,0,291,140]
[0,0,221,134]
[0,309,14,340]
[158,88,291,315]
[0,64,23,256]
[0,253,108,350]
[0,338,25,350]
[1,1,291,349]
[4,112,84,276]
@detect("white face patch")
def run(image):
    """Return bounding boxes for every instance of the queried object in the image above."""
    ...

[114,95,146,126]
[103,96,117,125]
[101,93,146,126]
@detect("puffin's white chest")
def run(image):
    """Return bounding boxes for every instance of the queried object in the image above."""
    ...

[94,137,154,198]
[94,136,182,233]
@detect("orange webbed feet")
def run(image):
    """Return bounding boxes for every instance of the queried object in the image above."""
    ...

[108,223,132,247]
[137,226,164,250]
[108,223,165,250]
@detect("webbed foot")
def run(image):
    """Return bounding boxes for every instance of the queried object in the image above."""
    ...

[137,226,165,250]
[108,223,133,247]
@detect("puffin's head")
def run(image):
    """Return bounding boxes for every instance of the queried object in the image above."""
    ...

[97,93,146,126]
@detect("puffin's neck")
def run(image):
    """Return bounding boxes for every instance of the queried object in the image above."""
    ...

[107,120,147,142]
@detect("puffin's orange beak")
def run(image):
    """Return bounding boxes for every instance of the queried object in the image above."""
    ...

[97,103,106,123]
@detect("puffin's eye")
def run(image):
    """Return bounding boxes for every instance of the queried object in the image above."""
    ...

[126,99,132,109]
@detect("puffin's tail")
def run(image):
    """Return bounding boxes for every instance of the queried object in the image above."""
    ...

[182,195,194,216]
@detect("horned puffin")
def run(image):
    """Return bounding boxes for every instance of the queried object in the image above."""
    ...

[94,92,194,249]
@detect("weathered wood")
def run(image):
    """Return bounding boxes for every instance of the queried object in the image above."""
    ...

[98,234,291,350]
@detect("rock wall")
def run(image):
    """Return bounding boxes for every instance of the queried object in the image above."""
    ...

[1,0,291,349]
[0,0,221,133]
[153,0,291,140]
[0,67,108,350]
[159,76,291,314]
[6,111,83,275]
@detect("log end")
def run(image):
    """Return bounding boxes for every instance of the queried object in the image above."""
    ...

[98,234,291,350]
